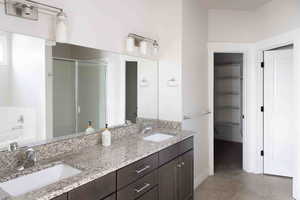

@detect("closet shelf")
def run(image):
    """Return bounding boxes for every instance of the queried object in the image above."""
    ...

[216,92,240,96]
[216,106,240,110]
[215,121,241,127]
[216,76,243,80]
[214,63,241,68]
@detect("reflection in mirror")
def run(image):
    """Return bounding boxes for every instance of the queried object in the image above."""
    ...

[51,58,106,137]
[0,31,158,151]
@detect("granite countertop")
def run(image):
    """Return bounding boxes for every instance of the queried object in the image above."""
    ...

[0,129,194,200]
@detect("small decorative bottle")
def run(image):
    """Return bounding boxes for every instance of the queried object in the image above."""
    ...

[85,121,95,134]
[102,124,111,147]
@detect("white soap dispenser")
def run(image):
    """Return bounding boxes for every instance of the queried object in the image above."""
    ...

[85,121,95,134]
[102,124,111,147]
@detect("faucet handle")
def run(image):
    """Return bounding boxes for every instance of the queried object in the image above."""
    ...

[25,148,37,162]
[8,142,18,152]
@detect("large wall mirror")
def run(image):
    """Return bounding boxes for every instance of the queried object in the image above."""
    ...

[0,31,159,150]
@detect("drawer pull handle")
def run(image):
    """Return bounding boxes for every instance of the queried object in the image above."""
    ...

[134,183,151,193]
[135,165,150,174]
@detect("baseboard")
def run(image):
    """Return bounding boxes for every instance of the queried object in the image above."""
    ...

[194,171,209,189]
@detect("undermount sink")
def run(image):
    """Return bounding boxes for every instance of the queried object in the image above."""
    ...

[143,133,174,142]
[0,164,81,197]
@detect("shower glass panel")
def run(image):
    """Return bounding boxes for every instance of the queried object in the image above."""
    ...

[52,59,106,137]
[53,59,76,137]
[77,61,106,132]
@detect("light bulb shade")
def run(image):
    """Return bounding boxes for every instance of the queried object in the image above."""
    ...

[23,5,33,16]
[56,12,68,43]
[140,40,148,55]
[126,36,135,52]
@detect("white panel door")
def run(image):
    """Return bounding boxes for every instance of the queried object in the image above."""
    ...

[264,49,294,177]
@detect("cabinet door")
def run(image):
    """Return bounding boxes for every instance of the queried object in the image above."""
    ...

[158,158,179,200]
[178,150,194,200]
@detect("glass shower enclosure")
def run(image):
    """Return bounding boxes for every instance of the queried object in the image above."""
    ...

[52,58,106,137]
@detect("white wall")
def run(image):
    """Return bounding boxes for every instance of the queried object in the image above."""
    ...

[0,32,11,106]
[208,9,255,43]
[0,0,183,122]
[106,54,126,126]
[11,34,46,142]
[208,0,300,43]
[137,58,159,119]
[106,55,159,126]
[254,0,300,41]
[182,0,209,188]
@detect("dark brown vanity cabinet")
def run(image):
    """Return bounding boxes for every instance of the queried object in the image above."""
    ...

[50,136,193,200]
[158,137,194,200]
[178,150,194,200]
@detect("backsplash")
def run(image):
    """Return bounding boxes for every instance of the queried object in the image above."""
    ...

[0,119,181,173]
[137,118,182,130]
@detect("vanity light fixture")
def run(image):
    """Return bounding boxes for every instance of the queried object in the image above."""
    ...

[126,36,135,52]
[126,33,159,56]
[4,0,68,43]
[140,40,148,55]
[56,11,68,43]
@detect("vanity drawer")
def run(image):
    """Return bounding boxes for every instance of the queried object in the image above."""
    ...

[117,153,158,189]
[179,137,194,155]
[117,170,158,200]
[68,172,116,200]
[137,187,158,200]
[52,193,67,200]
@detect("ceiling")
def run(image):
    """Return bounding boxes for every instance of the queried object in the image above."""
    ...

[205,0,272,10]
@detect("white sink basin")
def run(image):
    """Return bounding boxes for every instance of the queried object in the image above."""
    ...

[0,164,81,197]
[143,133,174,142]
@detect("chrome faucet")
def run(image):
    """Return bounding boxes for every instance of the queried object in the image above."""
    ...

[141,126,153,134]
[17,148,37,171]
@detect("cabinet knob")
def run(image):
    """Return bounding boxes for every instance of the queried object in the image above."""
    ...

[181,162,185,166]
[177,164,182,168]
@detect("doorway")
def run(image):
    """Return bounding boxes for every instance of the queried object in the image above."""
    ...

[125,61,138,123]
[213,53,244,173]
[263,44,294,177]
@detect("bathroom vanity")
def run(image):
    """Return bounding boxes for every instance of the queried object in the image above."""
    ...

[51,136,194,200]
[0,129,193,200]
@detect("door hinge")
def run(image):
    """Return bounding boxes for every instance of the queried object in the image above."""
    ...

[260,150,264,157]
[260,106,264,112]
[261,62,264,68]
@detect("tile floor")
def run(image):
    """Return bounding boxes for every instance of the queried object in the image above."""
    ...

[194,169,293,200]
[194,140,293,200]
